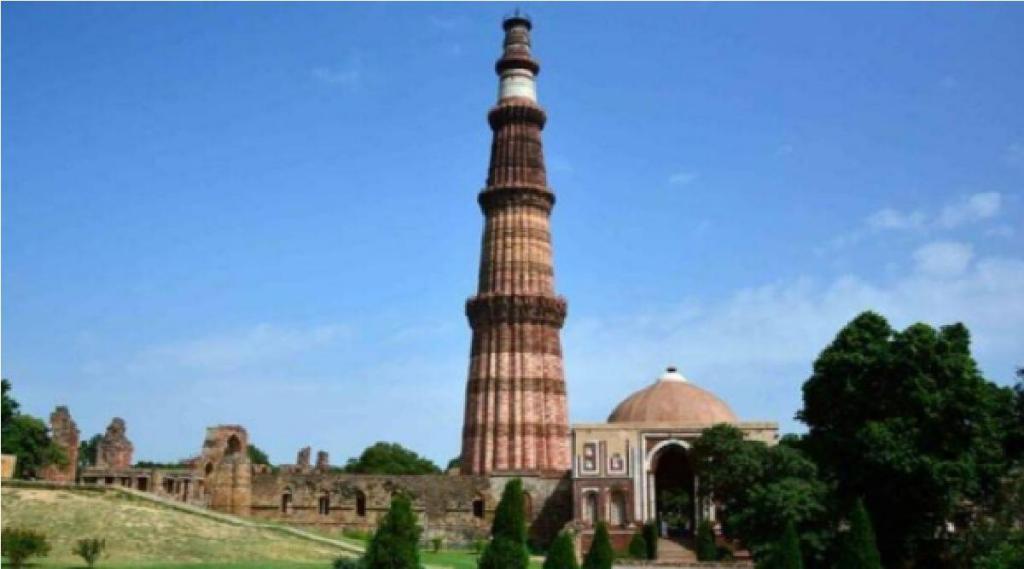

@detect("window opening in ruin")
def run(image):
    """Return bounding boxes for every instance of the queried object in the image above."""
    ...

[137,477,148,492]
[205,462,214,476]
[584,491,599,525]
[164,479,174,493]
[356,491,367,517]
[318,491,331,515]
[281,490,293,514]
[182,479,190,501]
[226,434,242,457]
[610,491,627,527]
[473,498,485,518]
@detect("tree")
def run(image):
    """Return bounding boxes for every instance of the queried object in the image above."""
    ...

[691,424,828,564]
[760,520,802,569]
[544,531,579,569]
[72,538,106,567]
[78,434,102,473]
[627,531,647,560]
[1,380,65,478]
[642,521,658,560]
[363,493,421,569]
[582,522,614,569]
[695,519,718,561]
[447,456,462,471]
[247,444,270,465]
[798,312,1014,566]
[1,527,51,568]
[344,442,440,475]
[836,499,881,569]
[479,478,528,569]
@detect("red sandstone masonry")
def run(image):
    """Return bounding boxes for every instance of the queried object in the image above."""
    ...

[461,17,570,475]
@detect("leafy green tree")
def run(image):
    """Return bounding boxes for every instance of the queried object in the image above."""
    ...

[363,493,421,569]
[691,424,828,564]
[344,442,440,475]
[72,538,106,567]
[798,312,1013,566]
[642,521,658,560]
[1,380,65,478]
[696,519,718,561]
[479,478,528,569]
[447,456,462,471]
[544,531,579,569]
[78,433,102,473]
[627,531,647,560]
[836,499,881,569]
[582,522,613,569]
[1,527,51,568]
[247,444,270,465]
[759,520,802,569]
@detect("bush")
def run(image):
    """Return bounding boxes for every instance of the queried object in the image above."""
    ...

[544,531,579,569]
[583,522,614,569]
[333,557,364,569]
[642,522,658,560]
[342,528,373,541]
[479,479,529,569]
[837,499,882,569]
[696,520,717,561]
[1,527,51,568]
[472,538,487,555]
[758,520,802,569]
[627,531,647,560]
[363,494,421,569]
[72,538,106,567]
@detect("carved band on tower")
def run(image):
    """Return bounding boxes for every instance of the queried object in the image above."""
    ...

[461,16,570,475]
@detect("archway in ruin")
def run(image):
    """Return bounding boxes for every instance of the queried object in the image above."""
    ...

[652,443,694,538]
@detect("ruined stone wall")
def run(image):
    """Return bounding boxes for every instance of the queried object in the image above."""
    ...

[196,425,251,515]
[41,406,79,482]
[247,471,492,545]
[95,418,133,470]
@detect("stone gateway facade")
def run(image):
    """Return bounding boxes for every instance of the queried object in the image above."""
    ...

[50,16,777,562]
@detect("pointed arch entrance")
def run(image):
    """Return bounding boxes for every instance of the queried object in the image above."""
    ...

[646,440,697,538]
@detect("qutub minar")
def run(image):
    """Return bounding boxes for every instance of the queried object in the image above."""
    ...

[461,14,571,476]
[19,16,778,562]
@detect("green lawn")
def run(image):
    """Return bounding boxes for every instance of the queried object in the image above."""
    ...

[1,486,542,569]
[1,487,345,567]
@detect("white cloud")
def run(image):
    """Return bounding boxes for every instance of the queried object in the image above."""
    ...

[1005,143,1024,167]
[312,58,361,87]
[937,192,1002,228]
[669,171,698,186]
[825,192,1005,253]
[912,241,974,276]
[564,249,1024,431]
[131,323,352,373]
[866,208,927,231]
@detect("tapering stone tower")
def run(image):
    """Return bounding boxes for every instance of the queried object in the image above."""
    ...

[461,16,570,475]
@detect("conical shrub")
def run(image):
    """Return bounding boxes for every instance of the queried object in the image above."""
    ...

[582,522,614,569]
[837,499,882,569]
[543,530,579,569]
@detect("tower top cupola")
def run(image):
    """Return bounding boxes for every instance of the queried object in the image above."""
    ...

[496,12,540,101]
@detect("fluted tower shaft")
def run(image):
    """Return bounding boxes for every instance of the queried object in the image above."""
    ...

[461,17,570,475]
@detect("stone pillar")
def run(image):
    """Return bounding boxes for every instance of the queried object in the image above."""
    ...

[41,406,80,482]
[460,15,570,476]
[95,417,133,470]
[315,450,330,472]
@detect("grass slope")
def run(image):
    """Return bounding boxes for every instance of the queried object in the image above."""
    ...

[1,487,345,568]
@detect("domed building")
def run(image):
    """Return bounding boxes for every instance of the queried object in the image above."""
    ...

[569,367,778,554]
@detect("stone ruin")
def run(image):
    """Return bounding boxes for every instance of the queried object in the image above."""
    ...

[41,405,79,482]
[294,446,311,472]
[95,417,134,470]
[315,450,329,472]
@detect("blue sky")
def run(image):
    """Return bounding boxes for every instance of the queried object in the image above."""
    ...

[3,3,1022,466]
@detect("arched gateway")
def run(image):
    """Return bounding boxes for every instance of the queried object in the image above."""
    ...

[570,367,778,557]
